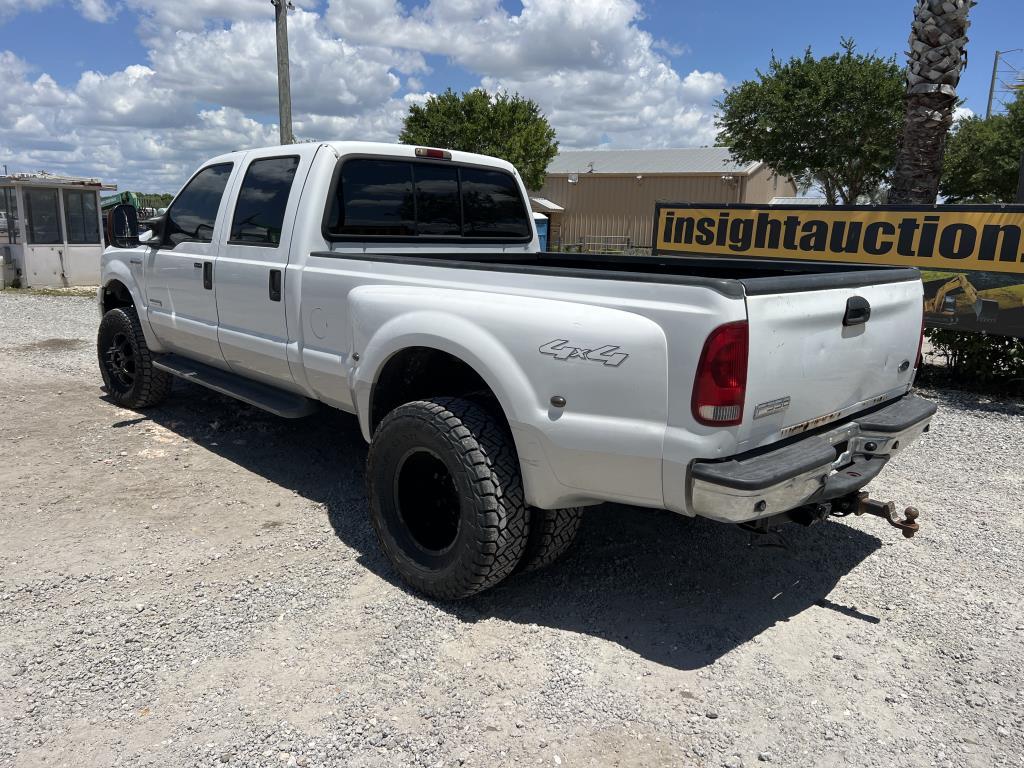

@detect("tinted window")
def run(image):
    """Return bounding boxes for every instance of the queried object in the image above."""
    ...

[230,156,299,246]
[63,189,100,244]
[461,168,531,238]
[164,163,233,247]
[335,160,414,236]
[414,164,461,235]
[24,187,62,245]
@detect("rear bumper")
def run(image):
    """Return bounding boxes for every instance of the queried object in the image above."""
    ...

[688,395,937,523]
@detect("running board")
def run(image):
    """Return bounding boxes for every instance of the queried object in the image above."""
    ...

[153,353,318,419]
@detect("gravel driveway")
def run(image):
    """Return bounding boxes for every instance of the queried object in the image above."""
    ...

[1,291,1022,768]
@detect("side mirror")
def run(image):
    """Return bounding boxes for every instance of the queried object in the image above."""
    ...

[108,204,140,249]
[140,215,166,248]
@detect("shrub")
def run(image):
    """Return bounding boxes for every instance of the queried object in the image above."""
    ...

[923,329,1024,389]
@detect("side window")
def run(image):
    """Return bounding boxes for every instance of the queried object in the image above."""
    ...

[164,163,233,247]
[230,156,300,246]
[23,187,63,245]
[63,189,100,244]
[334,159,414,236]
[461,168,531,238]
[414,164,461,235]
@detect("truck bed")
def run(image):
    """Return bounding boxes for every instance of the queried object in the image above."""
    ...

[313,249,919,297]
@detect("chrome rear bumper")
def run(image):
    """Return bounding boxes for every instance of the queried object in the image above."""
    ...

[689,395,937,524]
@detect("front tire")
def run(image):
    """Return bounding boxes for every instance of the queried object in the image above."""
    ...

[366,397,529,599]
[97,307,171,409]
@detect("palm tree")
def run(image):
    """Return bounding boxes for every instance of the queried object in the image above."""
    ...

[889,0,976,204]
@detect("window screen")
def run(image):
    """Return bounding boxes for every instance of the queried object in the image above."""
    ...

[461,168,531,238]
[0,187,19,245]
[230,156,299,246]
[334,160,414,236]
[24,187,62,245]
[164,163,233,247]
[63,189,100,244]
[414,164,461,235]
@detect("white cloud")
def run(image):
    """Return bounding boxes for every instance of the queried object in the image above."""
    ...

[325,0,726,148]
[0,0,56,21]
[75,0,114,22]
[148,10,422,117]
[1,0,727,191]
[954,105,975,122]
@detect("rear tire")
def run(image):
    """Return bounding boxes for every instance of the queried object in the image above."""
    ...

[97,307,171,409]
[366,397,529,599]
[516,506,583,573]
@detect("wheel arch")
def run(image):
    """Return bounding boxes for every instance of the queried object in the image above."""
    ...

[100,278,134,314]
[352,318,566,509]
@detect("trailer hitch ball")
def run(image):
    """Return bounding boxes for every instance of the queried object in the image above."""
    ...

[854,492,921,538]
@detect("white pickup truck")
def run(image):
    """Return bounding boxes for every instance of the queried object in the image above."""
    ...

[98,141,936,599]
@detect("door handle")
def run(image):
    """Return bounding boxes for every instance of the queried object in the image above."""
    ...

[269,269,282,302]
[843,296,871,326]
[202,262,213,290]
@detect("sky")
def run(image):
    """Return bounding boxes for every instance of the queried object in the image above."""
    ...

[1,0,1023,192]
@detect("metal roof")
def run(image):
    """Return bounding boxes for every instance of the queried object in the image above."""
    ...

[546,147,759,176]
[530,196,565,212]
[0,171,115,190]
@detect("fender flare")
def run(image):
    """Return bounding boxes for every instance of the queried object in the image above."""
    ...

[350,310,563,507]
[352,310,539,440]
[100,261,164,353]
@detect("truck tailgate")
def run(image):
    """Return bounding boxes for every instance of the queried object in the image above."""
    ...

[739,271,922,450]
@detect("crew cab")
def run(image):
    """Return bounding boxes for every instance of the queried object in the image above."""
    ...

[98,141,936,599]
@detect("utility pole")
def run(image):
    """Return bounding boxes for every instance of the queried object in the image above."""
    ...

[272,0,295,145]
[987,49,1023,119]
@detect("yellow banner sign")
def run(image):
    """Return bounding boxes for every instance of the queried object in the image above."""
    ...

[653,204,1024,275]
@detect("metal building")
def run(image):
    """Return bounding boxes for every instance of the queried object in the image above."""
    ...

[533,148,798,251]
[1,172,115,288]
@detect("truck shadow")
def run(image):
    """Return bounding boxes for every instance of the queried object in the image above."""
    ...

[138,386,883,672]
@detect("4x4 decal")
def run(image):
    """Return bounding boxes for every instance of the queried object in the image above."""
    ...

[539,339,629,367]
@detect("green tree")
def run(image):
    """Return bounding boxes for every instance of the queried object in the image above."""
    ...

[716,40,904,204]
[889,0,976,204]
[399,89,558,191]
[941,92,1024,203]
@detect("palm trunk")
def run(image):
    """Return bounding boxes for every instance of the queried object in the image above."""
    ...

[889,0,975,204]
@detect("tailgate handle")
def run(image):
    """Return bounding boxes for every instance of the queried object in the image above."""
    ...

[843,296,871,327]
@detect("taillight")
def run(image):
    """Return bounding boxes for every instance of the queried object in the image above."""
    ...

[692,321,749,427]
[915,312,925,370]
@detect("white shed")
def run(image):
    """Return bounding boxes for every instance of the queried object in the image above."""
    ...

[1,172,116,288]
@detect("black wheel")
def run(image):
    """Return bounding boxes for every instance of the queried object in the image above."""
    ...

[516,506,583,574]
[97,307,171,409]
[366,397,529,599]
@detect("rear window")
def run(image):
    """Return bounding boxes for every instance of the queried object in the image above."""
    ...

[460,168,531,238]
[326,158,531,241]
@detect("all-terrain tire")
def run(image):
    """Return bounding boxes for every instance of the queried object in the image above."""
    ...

[97,307,172,409]
[366,397,529,599]
[516,506,583,573]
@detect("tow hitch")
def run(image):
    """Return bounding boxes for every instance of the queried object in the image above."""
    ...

[831,491,920,538]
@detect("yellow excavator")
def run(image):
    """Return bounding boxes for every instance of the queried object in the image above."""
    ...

[924,273,1000,326]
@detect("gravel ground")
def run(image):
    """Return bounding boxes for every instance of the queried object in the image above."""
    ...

[0,291,1022,768]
